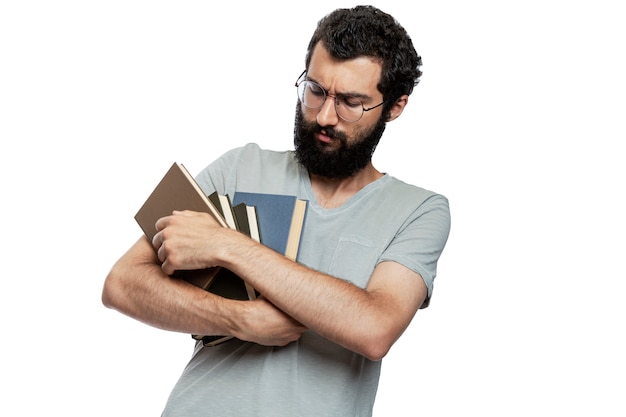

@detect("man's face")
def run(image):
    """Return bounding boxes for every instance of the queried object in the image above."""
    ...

[294,43,387,179]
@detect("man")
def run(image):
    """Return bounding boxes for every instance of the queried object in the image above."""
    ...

[102,5,450,416]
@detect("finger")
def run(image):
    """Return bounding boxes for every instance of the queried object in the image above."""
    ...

[156,240,167,263]
[161,258,175,276]
[155,214,172,232]
[172,210,190,216]
[151,231,163,251]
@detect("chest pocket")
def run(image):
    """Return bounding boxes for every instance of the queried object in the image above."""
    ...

[328,235,388,289]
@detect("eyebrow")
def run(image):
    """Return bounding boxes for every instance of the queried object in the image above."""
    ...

[305,75,373,101]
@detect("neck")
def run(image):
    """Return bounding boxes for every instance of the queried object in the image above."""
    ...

[310,162,383,209]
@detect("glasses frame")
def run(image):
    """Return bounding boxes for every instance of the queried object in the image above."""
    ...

[295,70,385,123]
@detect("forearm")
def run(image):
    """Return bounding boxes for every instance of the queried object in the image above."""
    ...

[221,238,409,360]
[102,238,239,336]
[103,237,306,346]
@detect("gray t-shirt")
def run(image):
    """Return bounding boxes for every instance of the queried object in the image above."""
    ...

[161,143,451,417]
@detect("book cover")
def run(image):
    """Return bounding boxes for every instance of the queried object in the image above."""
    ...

[134,163,229,289]
[232,192,308,261]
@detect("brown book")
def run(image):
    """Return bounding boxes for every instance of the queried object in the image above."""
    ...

[135,162,229,290]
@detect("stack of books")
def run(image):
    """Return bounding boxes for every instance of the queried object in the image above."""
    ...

[134,162,308,346]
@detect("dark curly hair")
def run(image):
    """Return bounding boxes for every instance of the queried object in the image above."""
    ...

[304,5,422,115]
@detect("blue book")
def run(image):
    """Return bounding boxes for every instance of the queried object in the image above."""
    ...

[232,192,308,261]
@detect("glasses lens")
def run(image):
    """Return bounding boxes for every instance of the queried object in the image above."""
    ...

[298,81,325,109]
[335,97,363,122]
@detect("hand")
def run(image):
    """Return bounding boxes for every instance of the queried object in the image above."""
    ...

[152,210,228,275]
[238,297,308,346]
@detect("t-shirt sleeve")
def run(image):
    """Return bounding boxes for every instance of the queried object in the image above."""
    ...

[379,193,451,308]
[194,146,247,195]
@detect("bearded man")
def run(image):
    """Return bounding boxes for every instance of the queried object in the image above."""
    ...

[102,6,451,417]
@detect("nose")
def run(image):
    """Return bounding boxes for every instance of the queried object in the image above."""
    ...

[316,95,339,126]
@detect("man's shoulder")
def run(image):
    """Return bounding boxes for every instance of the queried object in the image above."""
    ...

[237,142,294,160]
[383,175,447,203]
[213,142,296,172]
[226,143,297,175]
[376,175,450,224]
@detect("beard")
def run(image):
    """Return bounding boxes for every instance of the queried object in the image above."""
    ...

[293,105,387,179]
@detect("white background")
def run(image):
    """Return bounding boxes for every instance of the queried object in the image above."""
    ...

[1,1,624,416]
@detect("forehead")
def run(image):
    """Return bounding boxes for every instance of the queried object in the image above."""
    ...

[307,42,382,96]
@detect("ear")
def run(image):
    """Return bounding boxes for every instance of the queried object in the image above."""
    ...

[386,95,409,122]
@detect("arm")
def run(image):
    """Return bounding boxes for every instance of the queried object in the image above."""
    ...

[155,210,427,360]
[236,252,426,361]
[101,235,306,346]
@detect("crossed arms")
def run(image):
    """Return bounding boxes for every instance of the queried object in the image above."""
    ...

[102,209,427,361]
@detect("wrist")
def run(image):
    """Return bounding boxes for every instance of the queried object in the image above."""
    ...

[218,229,258,271]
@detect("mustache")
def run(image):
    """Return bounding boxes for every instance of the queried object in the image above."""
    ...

[323,126,336,138]
[317,125,347,144]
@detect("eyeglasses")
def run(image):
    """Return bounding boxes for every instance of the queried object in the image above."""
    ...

[295,70,385,123]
